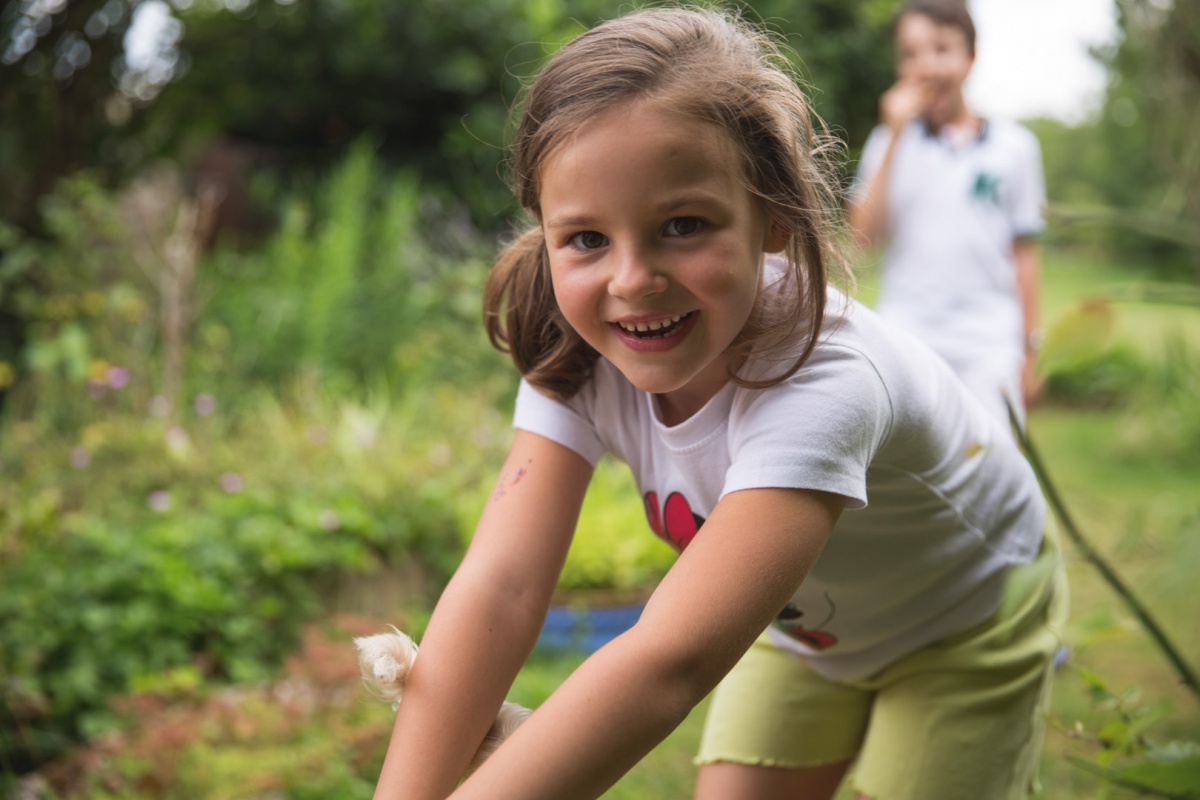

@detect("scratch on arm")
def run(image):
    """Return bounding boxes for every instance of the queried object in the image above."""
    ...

[490,460,532,502]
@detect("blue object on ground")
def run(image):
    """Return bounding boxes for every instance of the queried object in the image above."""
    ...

[537,603,646,654]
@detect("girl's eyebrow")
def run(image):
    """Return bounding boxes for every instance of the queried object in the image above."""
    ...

[543,213,600,231]
[545,193,726,232]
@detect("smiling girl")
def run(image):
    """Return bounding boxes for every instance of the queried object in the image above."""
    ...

[369,7,1066,800]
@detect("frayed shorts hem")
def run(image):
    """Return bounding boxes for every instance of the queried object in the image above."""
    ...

[693,754,845,770]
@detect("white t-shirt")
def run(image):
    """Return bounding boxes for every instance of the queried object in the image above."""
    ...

[513,288,1046,681]
[853,118,1046,366]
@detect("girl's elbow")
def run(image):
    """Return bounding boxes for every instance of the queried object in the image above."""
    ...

[622,627,732,713]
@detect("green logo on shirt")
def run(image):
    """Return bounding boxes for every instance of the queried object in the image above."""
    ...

[972,172,1002,205]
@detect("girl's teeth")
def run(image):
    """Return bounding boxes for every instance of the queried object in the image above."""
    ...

[620,314,683,334]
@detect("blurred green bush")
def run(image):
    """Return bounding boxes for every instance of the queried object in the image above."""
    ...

[0,146,515,776]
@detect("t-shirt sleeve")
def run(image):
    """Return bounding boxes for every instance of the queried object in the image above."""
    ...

[848,125,891,204]
[512,379,608,466]
[723,345,893,509]
[1009,128,1047,238]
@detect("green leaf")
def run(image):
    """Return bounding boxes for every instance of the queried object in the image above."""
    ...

[1040,298,1119,372]
[1111,755,1200,797]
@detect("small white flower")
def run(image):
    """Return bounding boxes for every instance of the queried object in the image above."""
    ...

[165,426,189,451]
[148,490,172,512]
[149,395,171,418]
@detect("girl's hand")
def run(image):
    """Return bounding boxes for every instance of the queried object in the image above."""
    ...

[881,79,930,133]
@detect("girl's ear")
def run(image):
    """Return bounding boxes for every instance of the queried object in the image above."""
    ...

[763,218,790,254]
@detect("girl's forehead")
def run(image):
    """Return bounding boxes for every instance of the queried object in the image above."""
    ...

[541,101,742,175]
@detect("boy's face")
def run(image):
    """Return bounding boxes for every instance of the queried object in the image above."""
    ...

[894,12,974,126]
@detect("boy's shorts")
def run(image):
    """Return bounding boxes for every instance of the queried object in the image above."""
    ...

[697,526,1068,800]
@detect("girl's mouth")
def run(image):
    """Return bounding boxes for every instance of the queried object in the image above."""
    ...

[614,312,694,340]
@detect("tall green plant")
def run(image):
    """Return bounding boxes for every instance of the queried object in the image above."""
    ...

[207,140,508,396]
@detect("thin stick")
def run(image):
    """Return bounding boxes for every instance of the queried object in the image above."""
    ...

[1009,400,1200,702]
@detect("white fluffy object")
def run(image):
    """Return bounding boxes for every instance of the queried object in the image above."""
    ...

[353,627,532,774]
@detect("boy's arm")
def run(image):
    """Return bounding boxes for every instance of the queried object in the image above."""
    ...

[847,134,900,250]
[449,486,846,800]
[372,429,593,800]
[848,79,927,250]
[1014,236,1043,404]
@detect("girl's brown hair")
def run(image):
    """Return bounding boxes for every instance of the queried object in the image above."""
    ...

[484,5,849,400]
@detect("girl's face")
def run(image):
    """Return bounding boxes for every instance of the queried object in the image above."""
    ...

[538,102,784,425]
[894,12,974,127]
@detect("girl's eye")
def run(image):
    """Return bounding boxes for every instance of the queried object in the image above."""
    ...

[569,231,608,251]
[664,217,704,237]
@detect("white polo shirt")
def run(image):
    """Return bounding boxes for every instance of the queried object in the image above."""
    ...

[853,118,1046,366]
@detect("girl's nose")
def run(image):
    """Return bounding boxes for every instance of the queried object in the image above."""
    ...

[609,247,668,299]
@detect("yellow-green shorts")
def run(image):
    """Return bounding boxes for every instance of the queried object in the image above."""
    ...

[697,527,1069,800]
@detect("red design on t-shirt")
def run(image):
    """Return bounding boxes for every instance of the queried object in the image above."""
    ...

[644,491,705,552]
[644,491,663,537]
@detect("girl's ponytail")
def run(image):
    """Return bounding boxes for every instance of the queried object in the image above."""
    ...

[483,227,598,400]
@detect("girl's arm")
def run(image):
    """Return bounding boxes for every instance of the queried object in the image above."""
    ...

[448,485,846,800]
[372,429,594,800]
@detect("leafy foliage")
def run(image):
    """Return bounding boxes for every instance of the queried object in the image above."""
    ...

[1059,667,1200,799]
[201,139,504,394]
[0,156,511,777]
[29,618,393,799]
[1031,0,1200,277]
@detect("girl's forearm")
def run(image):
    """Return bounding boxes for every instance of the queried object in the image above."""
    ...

[448,627,723,800]
[372,576,551,800]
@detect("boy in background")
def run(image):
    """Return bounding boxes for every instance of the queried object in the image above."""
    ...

[849,0,1046,428]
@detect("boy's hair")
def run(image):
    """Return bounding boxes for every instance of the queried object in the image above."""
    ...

[484,6,848,401]
[895,0,976,55]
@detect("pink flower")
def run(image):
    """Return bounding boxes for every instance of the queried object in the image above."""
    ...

[70,447,91,469]
[107,366,129,389]
[194,393,216,417]
[219,472,243,493]
[148,491,172,512]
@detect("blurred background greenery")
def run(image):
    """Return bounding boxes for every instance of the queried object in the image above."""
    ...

[1,0,1198,797]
